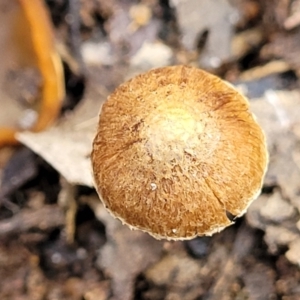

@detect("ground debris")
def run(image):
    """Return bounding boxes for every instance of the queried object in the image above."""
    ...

[145,250,204,300]
[2,1,300,299]
[247,89,300,265]
[0,205,64,237]
[171,0,238,68]
[85,195,164,300]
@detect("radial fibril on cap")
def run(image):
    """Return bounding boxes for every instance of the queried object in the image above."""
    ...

[91,65,268,240]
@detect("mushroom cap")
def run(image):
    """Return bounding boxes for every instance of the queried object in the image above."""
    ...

[91,65,268,240]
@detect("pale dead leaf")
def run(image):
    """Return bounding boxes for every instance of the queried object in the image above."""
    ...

[17,68,110,187]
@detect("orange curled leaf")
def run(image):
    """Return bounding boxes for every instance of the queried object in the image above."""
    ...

[18,0,65,132]
[0,0,65,146]
[0,128,19,147]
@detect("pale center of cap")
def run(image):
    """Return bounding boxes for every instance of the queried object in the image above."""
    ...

[142,104,204,161]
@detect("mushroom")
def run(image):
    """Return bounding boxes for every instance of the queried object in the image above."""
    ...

[91,65,268,240]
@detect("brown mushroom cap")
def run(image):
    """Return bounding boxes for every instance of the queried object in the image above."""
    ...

[91,65,268,240]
